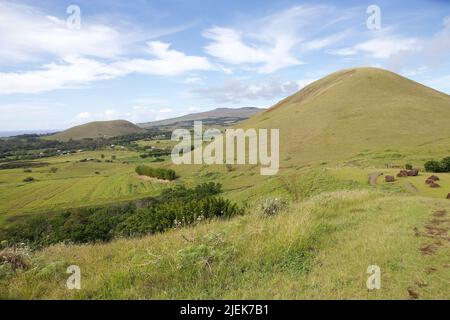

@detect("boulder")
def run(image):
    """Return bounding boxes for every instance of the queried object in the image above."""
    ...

[407,169,419,176]
[397,170,408,177]
[385,175,395,183]
[447,193,450,199]
[428,175,440,181]
[425,179,435,185]
[429,182,440,188]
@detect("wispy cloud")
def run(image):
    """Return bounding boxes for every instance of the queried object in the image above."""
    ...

[192,78,301,103]
[0,42,214,94]
[203,6,338,73]
[69,106,178,126]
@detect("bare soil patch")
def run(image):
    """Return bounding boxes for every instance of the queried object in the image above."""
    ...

[138,175,172,184]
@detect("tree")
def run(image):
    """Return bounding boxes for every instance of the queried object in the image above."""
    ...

[424,160,443,173]
[441,157,450,172]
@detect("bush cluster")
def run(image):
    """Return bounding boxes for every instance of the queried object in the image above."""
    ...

[0,183,242,248]
[424,157,450,173]
[135,165,177,181]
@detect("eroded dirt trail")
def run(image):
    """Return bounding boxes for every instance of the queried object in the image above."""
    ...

[368,172,383,186]
[409,209,450,299]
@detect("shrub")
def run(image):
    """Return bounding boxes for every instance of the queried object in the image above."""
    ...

[135,165,177,181]
[441,157,450,172]
[405,164,413,170]
[425,160,444,173]
[260,198,288,216]
[0,245,32,272]
[116,197,242,237]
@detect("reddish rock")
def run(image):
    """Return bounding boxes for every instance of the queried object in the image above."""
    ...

[447,193,450,199]
[407,169,419,176]
[429,182,440,188]
[428,175,440,181]
[397,170,408,177]
[385,175,395,183]
[426,179,435,185]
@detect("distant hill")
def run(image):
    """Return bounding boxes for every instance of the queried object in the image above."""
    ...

[48,120,145,141]
[139,107,264,128]
[240,67,450,164]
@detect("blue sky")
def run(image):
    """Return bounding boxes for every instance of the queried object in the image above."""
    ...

[0,0,449,131]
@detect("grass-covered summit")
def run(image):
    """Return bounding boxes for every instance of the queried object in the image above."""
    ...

[242,67,450,165]
[49,120,145,141]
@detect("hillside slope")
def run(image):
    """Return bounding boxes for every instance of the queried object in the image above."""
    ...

[241,67,450,165]
[48,120,145,141]
[139,107,263,128]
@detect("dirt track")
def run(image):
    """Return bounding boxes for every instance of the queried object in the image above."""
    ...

[368,172,383,186]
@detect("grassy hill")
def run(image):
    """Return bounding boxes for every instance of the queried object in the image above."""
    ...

[139,107,264,129]
[242,67,450,166]
[48,120,145,141]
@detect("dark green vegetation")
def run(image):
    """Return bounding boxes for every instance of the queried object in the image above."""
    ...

[0,183,241,248]
[135,165,177,181]
[424,157,450,173]
[0,161,49,170]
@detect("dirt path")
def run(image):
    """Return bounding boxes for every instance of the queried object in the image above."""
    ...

[408,209,450,299]
[404,182,419,194]
[368,172,383,186]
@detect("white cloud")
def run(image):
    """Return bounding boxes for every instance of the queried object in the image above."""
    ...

[193,78,300,103]
[69,106,178,126]
[0,42,214,94]
[302,31,350,51]
[354,37,418,59]
[185,76,204,84]
[327,47,358,56]
[188,106,201,112]
[203,6,334,73]
[329,37,418,59]
[0,2,124,62]
[113,42,214,76]
[204,27,302,73]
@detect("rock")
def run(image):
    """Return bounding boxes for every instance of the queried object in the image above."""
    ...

[426,179,435,185]
[447,193,450,199]
[428,175,440,181]
[407,169,419,176]
[385,175,395,183]
[397,170,408,177]
[429,182,440,188]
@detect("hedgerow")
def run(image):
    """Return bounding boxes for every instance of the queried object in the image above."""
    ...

[135,165,177,180]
